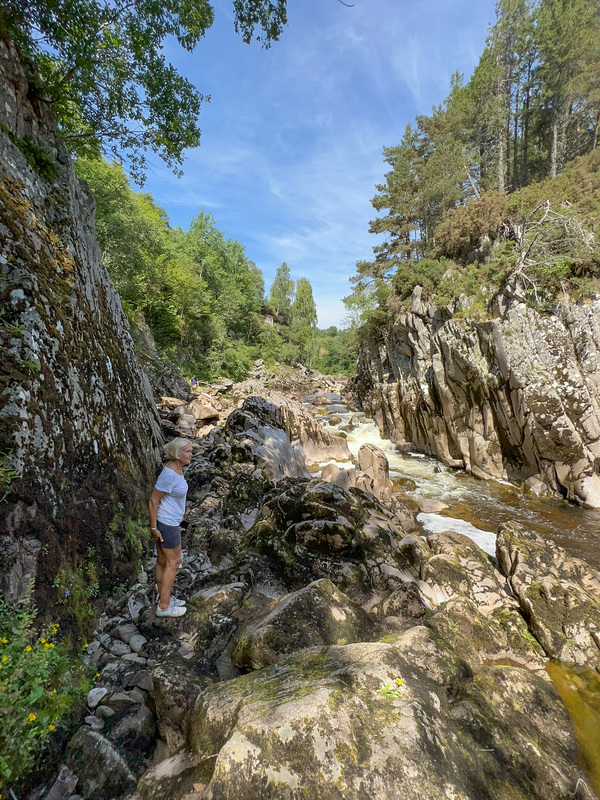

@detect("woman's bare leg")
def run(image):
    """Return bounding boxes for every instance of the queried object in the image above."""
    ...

[155,546,168,597]
[158,545,182,610]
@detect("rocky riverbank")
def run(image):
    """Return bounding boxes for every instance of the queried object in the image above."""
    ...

[30,386,600,800]
[347,283,600,509]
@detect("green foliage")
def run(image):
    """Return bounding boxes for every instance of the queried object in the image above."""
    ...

[290,277,317,331]
[0,599,90,795]
[53,560,99,635]
[376,678,403,699]
[75,156,268,379]
[0,450,19,503]
[268,262,295,325]
[312,326,357,376]
[2,0,288,180]
[349,0,600,328]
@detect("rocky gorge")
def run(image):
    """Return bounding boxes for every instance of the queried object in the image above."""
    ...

[1,24,600,800]
[24,381,600,800]
[348,283,600,510]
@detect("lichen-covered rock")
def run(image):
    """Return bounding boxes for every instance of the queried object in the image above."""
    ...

[348,284,600,508]
[66,727,137,799]
[134,751,211,800]
[423,530,513,615]
[245,478,411,601]
[231,579,375,669]
[496,522,600,668]
[183,628,589,800]
[428,596,547,669]
[0,40,162,602]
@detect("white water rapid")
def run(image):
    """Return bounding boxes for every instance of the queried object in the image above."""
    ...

[307,394,600,568]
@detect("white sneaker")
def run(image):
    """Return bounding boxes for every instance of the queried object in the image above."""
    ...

[156,601,187,618]
[155,585,185,607]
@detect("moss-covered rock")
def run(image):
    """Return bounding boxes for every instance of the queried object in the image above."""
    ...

[497,522,600,668]
[0,40,162,618]
[231,579,376,670]
[180,627,588,800]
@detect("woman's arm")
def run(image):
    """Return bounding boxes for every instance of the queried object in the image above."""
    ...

[148,488,167,542]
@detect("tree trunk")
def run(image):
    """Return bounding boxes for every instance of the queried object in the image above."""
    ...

[512,82,520,190]
[521,66,531,186]
[550,119,558,179]
[498,126,506,195]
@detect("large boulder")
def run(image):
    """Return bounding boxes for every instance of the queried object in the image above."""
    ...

[230,579,375,669]
[0,40,162,602]
[245,478,412,601]
[234,394,350,465]
[183,627,589,800]
[496,522,600,668]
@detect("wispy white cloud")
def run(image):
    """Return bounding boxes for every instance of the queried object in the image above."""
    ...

[145,0,497,326]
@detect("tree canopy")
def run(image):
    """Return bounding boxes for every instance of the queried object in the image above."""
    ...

[348,0,600,321]
[1,0,288,180]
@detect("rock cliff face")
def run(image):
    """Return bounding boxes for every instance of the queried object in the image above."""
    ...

[0,41,162,603]
[348,284,600,508]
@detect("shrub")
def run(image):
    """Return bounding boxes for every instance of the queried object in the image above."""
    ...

[0,598,90,795]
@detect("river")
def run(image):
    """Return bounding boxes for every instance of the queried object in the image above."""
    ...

[307,394,600,570]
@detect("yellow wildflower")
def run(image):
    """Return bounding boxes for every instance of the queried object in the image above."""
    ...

[1,637,7,643]
[40,638,46,644]
[1,656,6,662]
[25,645,32,652]
[52,688,57,694]
[48,724,55,731]
[28,713,36,722]
[396,677,403,686]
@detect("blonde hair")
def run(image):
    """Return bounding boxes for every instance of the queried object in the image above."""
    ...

[164,438,191,461]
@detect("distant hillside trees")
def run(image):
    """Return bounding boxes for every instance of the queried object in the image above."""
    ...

[349,0,600,319]
[77,157,356,378]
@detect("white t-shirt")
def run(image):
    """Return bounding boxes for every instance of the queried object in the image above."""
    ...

[155,466,188,526]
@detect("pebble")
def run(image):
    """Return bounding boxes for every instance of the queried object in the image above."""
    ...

[85,641,101,655]
[87,687,108,709]
[99,633,110,645]
[128,633,147,653]
[84,715,104,731]
[94,705,115,719]
[109,639,132,657]
[111,622,139,644]
[121,653,147,665]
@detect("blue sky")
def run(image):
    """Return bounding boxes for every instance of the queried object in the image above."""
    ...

[143,0,497,328]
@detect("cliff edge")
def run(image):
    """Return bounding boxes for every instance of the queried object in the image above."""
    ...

[348,283,600,508]
[0,40,162,607]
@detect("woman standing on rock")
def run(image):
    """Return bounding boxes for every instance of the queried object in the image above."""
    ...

[148,437,193,618]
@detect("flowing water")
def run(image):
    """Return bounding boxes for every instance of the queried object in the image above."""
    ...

[307,394,600,569]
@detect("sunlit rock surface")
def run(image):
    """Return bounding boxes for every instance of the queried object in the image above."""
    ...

[348,284,600,508]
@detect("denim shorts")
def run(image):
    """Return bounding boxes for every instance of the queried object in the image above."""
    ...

[156,521,182,549]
